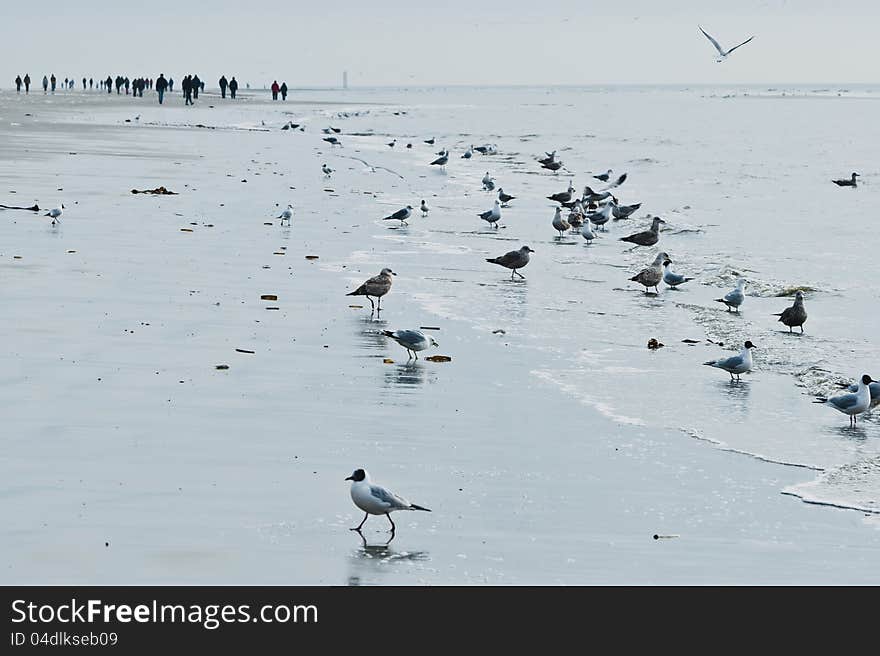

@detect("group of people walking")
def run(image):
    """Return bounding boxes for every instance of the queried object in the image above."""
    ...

[13,73,253,105]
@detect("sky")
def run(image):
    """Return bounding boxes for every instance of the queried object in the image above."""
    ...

[3,0,878,88]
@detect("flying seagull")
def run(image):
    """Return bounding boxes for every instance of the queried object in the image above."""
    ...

[346,469,430,536]
[699,25,755,62]
[346,268,396,311]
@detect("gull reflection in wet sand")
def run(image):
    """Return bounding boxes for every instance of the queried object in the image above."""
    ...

[347,530,430,586]
[383,361,432,390]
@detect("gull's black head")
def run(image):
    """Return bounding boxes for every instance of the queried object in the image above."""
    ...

[345,468,366,482]
[663,260,672,267]
[862,374,874,385]
[744,340,756,349]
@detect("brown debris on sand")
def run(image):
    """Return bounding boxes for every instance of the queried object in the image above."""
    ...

[131,186,178,195]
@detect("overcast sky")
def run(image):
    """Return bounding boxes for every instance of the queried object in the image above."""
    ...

[4,0,877,88]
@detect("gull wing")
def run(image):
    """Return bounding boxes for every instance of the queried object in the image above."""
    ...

[725,35,755,56]
[698,25,725,55]
[370,485,410,510]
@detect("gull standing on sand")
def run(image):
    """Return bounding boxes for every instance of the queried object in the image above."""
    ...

[277,204,293,226]
[486,246,534,279]
[698,25,755,62]
[381,329,439,360]
[430,151,448,170]
[611,200,642,220]
[387,139,396,148]
[773,291,808,333]
[45,203,64,225]
[662,260,693,288]
[346,469,431,535]
[620,217,665,247]
[832,172,860,187]
[498,188,515,206]
[346,268,396,312]
[322,163,333,178]
[462,145,473,159]
[551,207,570,237]
[704,341,757,381]
[814,375,875,427]
[715,278,747,312]
[478,199,502,228]
[382,205,413,226]
[547,181,575,204]
[542,159,563,172]
[587,201,614,231]
[593,169,613,182]
[581,217,597,244]
[323,136,341,146]
[420,199,429,217]
[629,252,671,293]
[482,172,494,190]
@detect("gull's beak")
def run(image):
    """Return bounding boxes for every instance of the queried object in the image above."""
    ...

[391,272,397,276]
[344,475,354,481]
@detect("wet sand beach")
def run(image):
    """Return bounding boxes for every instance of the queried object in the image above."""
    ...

[1,87,879,584]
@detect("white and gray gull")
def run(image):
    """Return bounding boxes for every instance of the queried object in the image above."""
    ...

[346,468,431,535]
[715,278,747,312]
[814,374,876,427]
[382,205,413,226]
[382,329,439,360]
[478,199,502,228]
[704,340,757,381]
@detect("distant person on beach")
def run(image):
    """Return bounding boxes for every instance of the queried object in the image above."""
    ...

[168,77,173,92]
[280,82,288,100]
[82,77,86,90]
[24,74,30,93]
[42,75,48,93]
[228,76,238,98]
[182,75,193,105]
[15,75,22,93]
[219,75,228,98]
[63,77,68,89]
[155,74,168,104]
[50,74,56,93]
[89,78,93,89]
[192,74,201,99]
[271,80,279,100]
[106,75,112,93]
[124,77,130,94]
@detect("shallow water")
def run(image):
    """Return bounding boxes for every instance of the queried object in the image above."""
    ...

[0,85,878,584]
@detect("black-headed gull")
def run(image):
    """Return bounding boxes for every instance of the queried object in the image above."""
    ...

[346,469,430,535]
[814,375,875,427]
[704,341,757,381]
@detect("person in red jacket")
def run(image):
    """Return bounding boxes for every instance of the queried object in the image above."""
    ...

[271,80,279,100]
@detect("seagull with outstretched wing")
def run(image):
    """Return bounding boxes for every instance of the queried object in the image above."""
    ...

[699,25,754,62]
